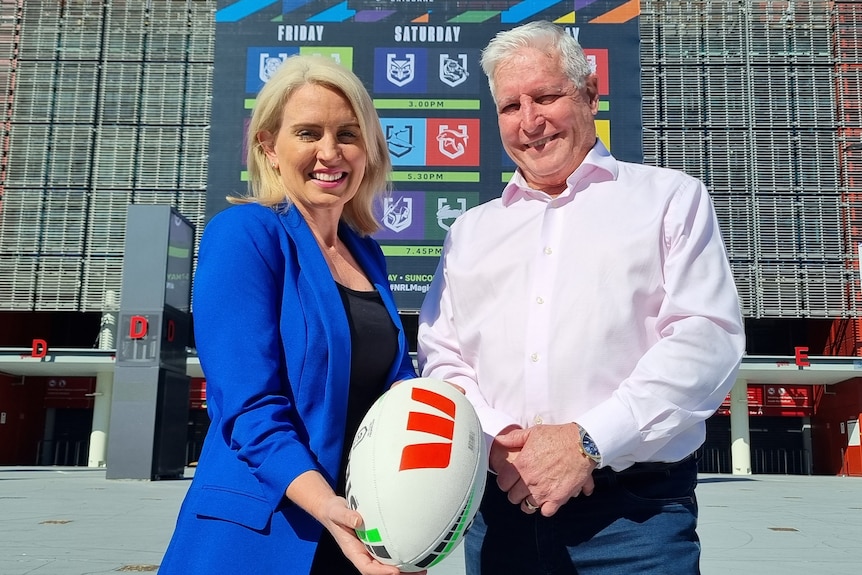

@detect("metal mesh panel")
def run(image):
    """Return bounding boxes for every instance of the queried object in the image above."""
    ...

[46,125,95,187]
[796,195,847,259]
[0,0,215,312]
[104,2,147,61]
[838,65,862,128]
[5,0,856,318]
[757,262,852,318]
[641,129,709,181]
[837,4,862,63]
[17,2,60,60]
[5,123,48,186]
[750,65,835,128]
[642,0,862,318]
[177,190,208,248]
[146,1,195,62]
[91,125,137,189]
[752,130,839,192]
[639,2,748,65]
[845,129,862,191]
[188,2,216,63]
[731,261,757,317]
[712,195,755,260]
[97,62,143,124]
[643,65,749,129]
[0,187,88,313]
[184,65,214,124]
[0,256,36,310]
[133,190,185,205]
[136,127,182,189]
[58,2,105,60]
[0,188,40,253]
[80,256,123,311]
[753,195,845,260]
[86,190,132,256]
[141,63,187,125]
[0,0,15,232]
[13,61,58,122]
[0,0,19,104]
[34,256,83,311]
[801,266,853,317]
[746,0,833,65]
[179,127,209,188]
[55,62,99,122]
[756,262,805,317]
[39,189,87,255]
[644,129,756,194]
[699,131,755,193]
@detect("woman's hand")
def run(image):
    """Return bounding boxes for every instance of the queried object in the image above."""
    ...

[288,471,422,574]
[319,495,427,575]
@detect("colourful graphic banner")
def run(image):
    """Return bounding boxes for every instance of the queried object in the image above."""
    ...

[208,0,642,311]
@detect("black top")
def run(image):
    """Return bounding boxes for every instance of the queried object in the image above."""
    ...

[336,282,399,489]
[310,283,398,575]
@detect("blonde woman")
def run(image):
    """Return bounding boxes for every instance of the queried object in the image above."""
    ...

[161,55,418,575]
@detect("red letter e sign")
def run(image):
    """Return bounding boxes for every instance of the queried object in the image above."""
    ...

[795,346,810,367]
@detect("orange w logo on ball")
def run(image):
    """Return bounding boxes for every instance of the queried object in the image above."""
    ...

[399,386,457,471]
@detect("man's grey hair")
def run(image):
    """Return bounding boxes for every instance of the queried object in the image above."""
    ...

[480,21,593,102]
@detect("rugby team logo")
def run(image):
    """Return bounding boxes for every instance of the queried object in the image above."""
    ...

[439,54,468,87]
[436,124,469,160]
[386,125,414,158]
[387,53,415,87]
[436,198,467,231]
[383,196,413,233]
[258,52,288,84]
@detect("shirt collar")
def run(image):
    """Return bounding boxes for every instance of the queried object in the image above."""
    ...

[501,139,618,207]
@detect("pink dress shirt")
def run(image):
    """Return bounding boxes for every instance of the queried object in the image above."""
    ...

[418,141,745,471]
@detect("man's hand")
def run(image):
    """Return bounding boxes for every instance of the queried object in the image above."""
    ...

[489,425,525,494]
[495,423,596,517]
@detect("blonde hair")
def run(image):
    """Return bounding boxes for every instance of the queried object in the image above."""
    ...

[235,54,391,235]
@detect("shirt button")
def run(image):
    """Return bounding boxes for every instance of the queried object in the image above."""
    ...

[544,247,553,255]
[530,353,539,362]
[534,416,543,425]
[536,296,544,304]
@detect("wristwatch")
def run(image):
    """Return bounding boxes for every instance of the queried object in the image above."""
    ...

[577,425,602,465]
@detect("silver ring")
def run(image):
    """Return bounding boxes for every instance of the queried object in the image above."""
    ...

[523,498,539,511]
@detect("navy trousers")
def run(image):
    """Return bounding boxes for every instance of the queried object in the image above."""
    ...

[465,456,701,575]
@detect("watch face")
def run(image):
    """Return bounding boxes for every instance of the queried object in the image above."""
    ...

[582,434,600,457]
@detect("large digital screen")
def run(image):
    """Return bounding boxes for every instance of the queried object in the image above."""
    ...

[209,0,642,311]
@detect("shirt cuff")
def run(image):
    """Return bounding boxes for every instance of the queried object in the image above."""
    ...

[575,397,641,470]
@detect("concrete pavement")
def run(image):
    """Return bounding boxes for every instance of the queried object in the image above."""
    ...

[1,467,860,574]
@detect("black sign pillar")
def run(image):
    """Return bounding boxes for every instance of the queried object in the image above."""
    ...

[106,205,194,480]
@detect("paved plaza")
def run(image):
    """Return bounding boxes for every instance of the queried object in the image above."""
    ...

[1,467,860,574]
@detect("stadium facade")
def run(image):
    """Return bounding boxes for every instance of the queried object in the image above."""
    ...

[0,0,860,476]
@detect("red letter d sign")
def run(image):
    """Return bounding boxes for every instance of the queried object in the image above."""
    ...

[129,315,148,339]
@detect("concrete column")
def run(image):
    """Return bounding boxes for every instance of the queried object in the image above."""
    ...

[88,371,114,468]
[802,417,813,475]
[730,378,752,475]
[41,408,57,465]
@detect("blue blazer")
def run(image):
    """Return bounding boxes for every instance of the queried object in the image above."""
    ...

[160,203,416,574]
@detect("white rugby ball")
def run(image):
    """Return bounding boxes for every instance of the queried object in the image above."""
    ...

[345,377,487,572]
